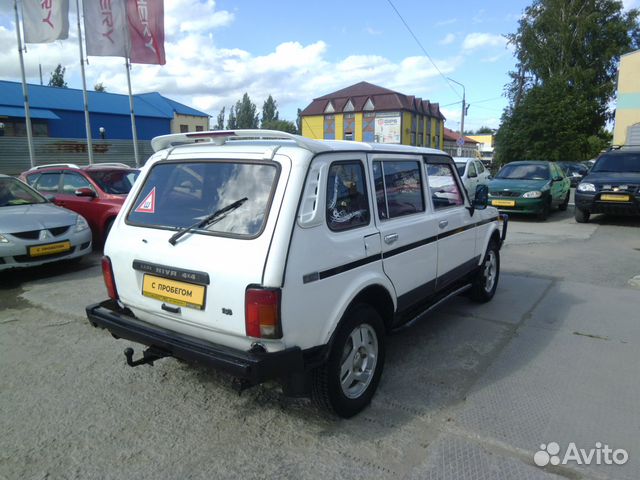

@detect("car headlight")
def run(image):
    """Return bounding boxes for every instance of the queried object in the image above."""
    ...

[577,182,596,192]
[523,191,542,198]
[0,233,10,244]
[75,216,90,232]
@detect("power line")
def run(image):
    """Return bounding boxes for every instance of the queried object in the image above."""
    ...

[385,0,461,99]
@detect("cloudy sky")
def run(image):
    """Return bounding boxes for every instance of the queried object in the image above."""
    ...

[1,0,638,132]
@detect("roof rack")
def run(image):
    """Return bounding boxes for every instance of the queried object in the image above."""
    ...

[28,163,81,171]
[151,129,331,154]
[608,144,640,150]
[84,162,132,169]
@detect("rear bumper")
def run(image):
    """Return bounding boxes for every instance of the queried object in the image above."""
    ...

[86,300,305,384]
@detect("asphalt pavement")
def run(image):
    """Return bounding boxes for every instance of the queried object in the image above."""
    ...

[1,205,639,480]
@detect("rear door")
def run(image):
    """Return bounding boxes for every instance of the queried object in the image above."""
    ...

[424,156,478,290]
[370,154,439,311]
[57,172,101,229]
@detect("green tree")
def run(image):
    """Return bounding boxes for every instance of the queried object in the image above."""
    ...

[214,107,225,130]
[496,0,639,163]
[262,119,297,134]
[261,95,279,126]
[475,126,494,134]
[296,108,302,135]
[48,64,68,88]
[94,82,106,92]
[226,105,237,130]
[235,93,259,129]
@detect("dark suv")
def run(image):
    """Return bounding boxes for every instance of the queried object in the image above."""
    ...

[574,147,640,223]
[20,163,139,242]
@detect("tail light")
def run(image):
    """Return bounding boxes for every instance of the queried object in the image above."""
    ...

[245,288,281,339]
[101,256,119,300]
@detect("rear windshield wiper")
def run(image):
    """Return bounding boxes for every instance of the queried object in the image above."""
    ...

[168,197,248,245]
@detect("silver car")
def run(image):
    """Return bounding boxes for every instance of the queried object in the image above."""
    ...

[0,175,92,271]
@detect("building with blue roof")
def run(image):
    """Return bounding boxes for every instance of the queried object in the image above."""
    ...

[0,80,210,140]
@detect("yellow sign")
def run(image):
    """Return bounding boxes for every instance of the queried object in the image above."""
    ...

[142,274,206,310]
[600,194,630,202]
[29,241,72,257]
[491,199,516,207]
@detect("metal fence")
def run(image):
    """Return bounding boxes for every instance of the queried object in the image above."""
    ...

[0,137,154,176]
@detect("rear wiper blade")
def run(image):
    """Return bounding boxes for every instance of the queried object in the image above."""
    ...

[168,197,248,246]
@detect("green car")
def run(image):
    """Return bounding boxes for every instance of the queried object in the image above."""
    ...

[488,161,571,220]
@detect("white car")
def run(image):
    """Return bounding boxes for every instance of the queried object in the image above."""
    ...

[86,130,507,417]
[454,157,492,200]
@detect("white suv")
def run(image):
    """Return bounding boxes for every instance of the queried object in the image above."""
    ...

[86,130,507,417]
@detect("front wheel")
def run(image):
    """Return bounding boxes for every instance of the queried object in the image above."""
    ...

[312,304,385,418]
[558,191,570,211]
[537,199,551,221]
[575,208,590,223]
[469,240,500,303]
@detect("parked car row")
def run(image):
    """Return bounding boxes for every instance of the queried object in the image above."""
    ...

[1,163,138,272]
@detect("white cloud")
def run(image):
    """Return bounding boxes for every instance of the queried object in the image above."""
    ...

[622,0,639,10]
[365,26,382,35]
[462,33,507,52]
[435,18,457,27]
[439,33,456,46]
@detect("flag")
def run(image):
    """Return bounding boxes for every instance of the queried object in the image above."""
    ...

[126,0,165,65]
[83,0,128,57]
[23,0,70,43]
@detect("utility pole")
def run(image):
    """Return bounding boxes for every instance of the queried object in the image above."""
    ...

[447,77,466,142]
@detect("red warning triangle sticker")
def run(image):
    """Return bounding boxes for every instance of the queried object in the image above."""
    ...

[135,187,156,213]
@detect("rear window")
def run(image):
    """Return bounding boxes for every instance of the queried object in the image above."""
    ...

[126,161,279,238]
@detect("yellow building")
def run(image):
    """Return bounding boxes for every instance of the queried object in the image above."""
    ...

[300,82,445,149]
[613,49,640,146]
[467,133,495,163]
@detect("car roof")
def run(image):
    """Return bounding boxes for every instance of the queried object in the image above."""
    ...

[503,160,550,165]
[24,164,138,174]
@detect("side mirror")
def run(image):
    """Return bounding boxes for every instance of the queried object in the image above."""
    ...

[473,184,489,210]
[74,187,96,197]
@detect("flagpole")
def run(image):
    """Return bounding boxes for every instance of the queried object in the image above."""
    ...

[14,0,35,168]
[125,57,140,167]
[75,0,94,164]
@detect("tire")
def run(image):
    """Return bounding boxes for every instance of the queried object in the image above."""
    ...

[558,191,570,211]
[575,208,590,223]
[312,304,385,418]
[537,199,551,221]
[469,240,500,303]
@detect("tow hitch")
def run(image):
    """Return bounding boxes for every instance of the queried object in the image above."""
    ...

[124,346,169,367]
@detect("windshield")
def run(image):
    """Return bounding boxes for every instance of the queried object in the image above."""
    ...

[591,153,640,173]
[127,161,279,238]
[86,169,140,194]
[455,163,465,176]
[0,177,47,207]
[496,163,550,180]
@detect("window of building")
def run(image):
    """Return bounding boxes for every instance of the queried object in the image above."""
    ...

[326,162,370,231]
[373,160,425,219]
[195,125,204,132]
[426,163,464,209]
[324,115,336,140]
[180,124,189,133]
[343,113,355,141]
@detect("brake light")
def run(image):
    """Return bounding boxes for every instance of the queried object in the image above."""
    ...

[101,256,119,300]
[245,288,281,339]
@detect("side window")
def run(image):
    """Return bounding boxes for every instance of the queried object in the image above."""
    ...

[373,160,425,220]
[61,172,93,194]
[326,162,370,231]
[468,162,477,178]
[25,173,40,186]
[34,172,62,193]
[476,161,485,174]
[426,163,465,209]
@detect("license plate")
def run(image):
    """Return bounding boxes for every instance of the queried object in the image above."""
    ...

[29,241,72,257]
[491,199,516,207]
[600,194,630,202]
[142,274,206,310]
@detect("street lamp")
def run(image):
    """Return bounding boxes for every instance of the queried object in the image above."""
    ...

[99,126,105,139]
[447,77,466,150]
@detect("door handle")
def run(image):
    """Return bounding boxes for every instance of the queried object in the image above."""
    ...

[384,233,398,244]
[439,220,449,229]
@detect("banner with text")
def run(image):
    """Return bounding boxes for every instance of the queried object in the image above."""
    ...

[126,0,166,65]
[83,0,128,57]
[23,0,70,43]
